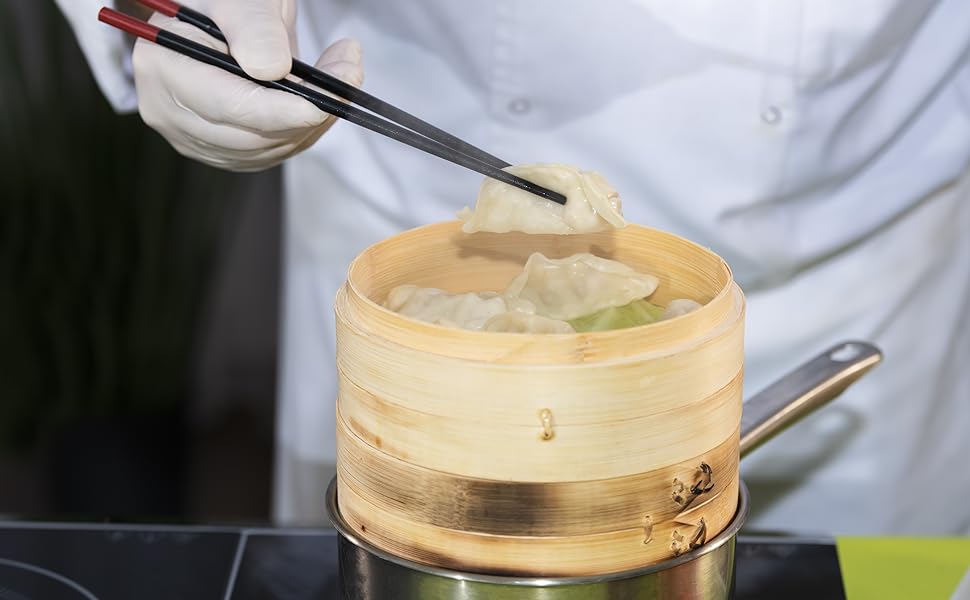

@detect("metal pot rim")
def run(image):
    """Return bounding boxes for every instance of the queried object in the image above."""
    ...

[325,477,750,587]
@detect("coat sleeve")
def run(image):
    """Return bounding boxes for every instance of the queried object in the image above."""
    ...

[54,0,138,112]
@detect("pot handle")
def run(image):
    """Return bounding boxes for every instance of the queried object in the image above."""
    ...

[740,341,882,458]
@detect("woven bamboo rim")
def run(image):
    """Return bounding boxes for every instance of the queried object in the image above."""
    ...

[339,222,738,363]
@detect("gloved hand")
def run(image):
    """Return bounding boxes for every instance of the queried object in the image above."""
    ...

[132,0,363,171]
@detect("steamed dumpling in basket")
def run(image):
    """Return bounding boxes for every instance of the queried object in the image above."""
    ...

[384,285,509,330]
[383,252,701,333]
[384,284,560,332]
[504,253,659,321]
[483,311,576,334]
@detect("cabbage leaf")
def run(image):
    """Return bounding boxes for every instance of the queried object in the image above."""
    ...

[567,299,665,332]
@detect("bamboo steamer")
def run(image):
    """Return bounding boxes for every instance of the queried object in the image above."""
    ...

[334,221,745,576]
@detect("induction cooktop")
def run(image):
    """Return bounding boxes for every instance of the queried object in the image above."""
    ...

[0,522,844,599]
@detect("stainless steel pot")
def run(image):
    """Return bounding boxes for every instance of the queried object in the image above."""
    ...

[327,341,882,599]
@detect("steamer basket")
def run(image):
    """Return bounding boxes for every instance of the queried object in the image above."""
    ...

[329,341,884,598]
[335,221,745,576]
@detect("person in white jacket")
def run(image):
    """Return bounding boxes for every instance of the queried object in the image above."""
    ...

[56,0,969,534]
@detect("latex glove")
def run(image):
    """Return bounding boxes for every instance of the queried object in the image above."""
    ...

[132,0,363,172]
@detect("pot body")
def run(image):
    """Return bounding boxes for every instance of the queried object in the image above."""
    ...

[328,478,749,600]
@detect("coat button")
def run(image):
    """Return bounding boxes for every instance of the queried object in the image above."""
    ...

[508,98,532,115]
[761,106,782,124]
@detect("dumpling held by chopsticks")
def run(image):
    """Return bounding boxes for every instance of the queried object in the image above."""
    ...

[458,163,626,234]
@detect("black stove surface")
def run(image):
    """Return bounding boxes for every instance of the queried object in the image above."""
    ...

[0,523,844,599]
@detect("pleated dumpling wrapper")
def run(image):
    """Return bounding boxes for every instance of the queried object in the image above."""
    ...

[505,253,660,321]
[661,299,703,320]
[384,284,578,333]
[483,311,576,334]
[384,285,509,330]
[457,163,626,234]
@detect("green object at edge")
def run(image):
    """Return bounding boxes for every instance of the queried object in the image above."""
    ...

[567,299,665,332]
[837,537,970,600]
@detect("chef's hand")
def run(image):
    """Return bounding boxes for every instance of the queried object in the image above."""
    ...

[133,0,362,172]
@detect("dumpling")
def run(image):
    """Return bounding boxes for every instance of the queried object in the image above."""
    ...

[457,163,626,234]
[504,253,660,320]
[384,285,508,330]
[483,312,575,334]
[661,299,703,320]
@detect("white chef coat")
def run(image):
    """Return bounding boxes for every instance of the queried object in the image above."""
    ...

[60,0,970,534]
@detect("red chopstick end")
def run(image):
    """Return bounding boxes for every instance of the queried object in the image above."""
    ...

[134,0,180,17]
[98,7,160,42]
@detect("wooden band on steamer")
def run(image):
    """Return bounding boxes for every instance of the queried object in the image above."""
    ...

[336,413,739,536]
[336,472,740,577]
[338,369,742,481]
[335,303,744,427]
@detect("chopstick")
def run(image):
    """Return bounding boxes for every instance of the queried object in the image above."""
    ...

[98,7,568,206]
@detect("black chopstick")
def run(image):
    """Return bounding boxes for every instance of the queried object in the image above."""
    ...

[100,7,568,206]
[135,0,512,173]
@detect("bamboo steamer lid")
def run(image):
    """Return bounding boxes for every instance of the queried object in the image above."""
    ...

[334,221,745,575]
